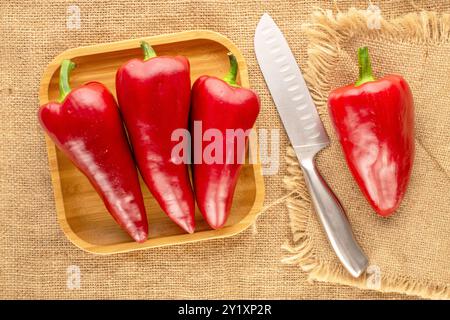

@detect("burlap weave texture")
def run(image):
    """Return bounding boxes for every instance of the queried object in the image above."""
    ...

[1,0,448,299]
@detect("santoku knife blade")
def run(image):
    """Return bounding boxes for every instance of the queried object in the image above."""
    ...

[254,13,368,278]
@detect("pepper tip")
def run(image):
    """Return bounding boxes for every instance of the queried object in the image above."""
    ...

[131,229,148,243]
[177,219,195,234]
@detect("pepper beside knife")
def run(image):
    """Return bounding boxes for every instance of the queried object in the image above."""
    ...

[40,18,414,277]
[328,47,414,217]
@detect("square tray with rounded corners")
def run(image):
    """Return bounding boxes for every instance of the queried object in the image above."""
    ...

[39,30,265,254]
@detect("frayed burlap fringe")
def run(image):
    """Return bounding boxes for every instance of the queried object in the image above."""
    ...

[282,9,450,300]
[303,9,450,110]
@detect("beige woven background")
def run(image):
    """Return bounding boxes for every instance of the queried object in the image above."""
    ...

[284,10,450,299]
[0,0,448,299]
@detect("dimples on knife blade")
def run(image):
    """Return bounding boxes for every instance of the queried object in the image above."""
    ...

[254,13,368,278]
[254,13,328,150]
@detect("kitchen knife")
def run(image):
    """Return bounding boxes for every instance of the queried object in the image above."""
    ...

[254,13,368,278]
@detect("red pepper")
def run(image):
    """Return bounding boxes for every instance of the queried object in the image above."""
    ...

[38,60,148,242]
[191,54,260,229]
[116,42,195,233]
[328,47,414,217]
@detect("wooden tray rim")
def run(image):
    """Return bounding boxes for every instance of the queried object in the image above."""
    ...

[39,30,265,255]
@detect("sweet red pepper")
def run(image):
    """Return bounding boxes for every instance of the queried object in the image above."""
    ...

[328,47,414,217]
[191,53,260,229]
[38,60,148,242]
[116,42,195,233]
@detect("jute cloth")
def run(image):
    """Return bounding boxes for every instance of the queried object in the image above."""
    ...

[284,9,450,299]
[0,0,447,299]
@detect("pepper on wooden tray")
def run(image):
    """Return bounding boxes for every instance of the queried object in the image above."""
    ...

[191,53,260,229]
[38,60,148,242]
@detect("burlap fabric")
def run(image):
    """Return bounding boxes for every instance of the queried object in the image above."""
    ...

[284,10,450,299]
[0,0,447,299]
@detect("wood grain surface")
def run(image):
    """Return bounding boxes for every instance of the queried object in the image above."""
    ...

[39,30,265,254]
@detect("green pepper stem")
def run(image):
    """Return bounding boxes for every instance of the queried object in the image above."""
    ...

[355,47,376,87]
[57,59,76,103]
[141,41,156,61]
[223,53,239,87]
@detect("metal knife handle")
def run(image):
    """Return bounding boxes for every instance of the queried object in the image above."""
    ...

[298,152,368,278]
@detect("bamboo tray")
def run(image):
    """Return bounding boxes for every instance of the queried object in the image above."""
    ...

[39,30,265,254]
